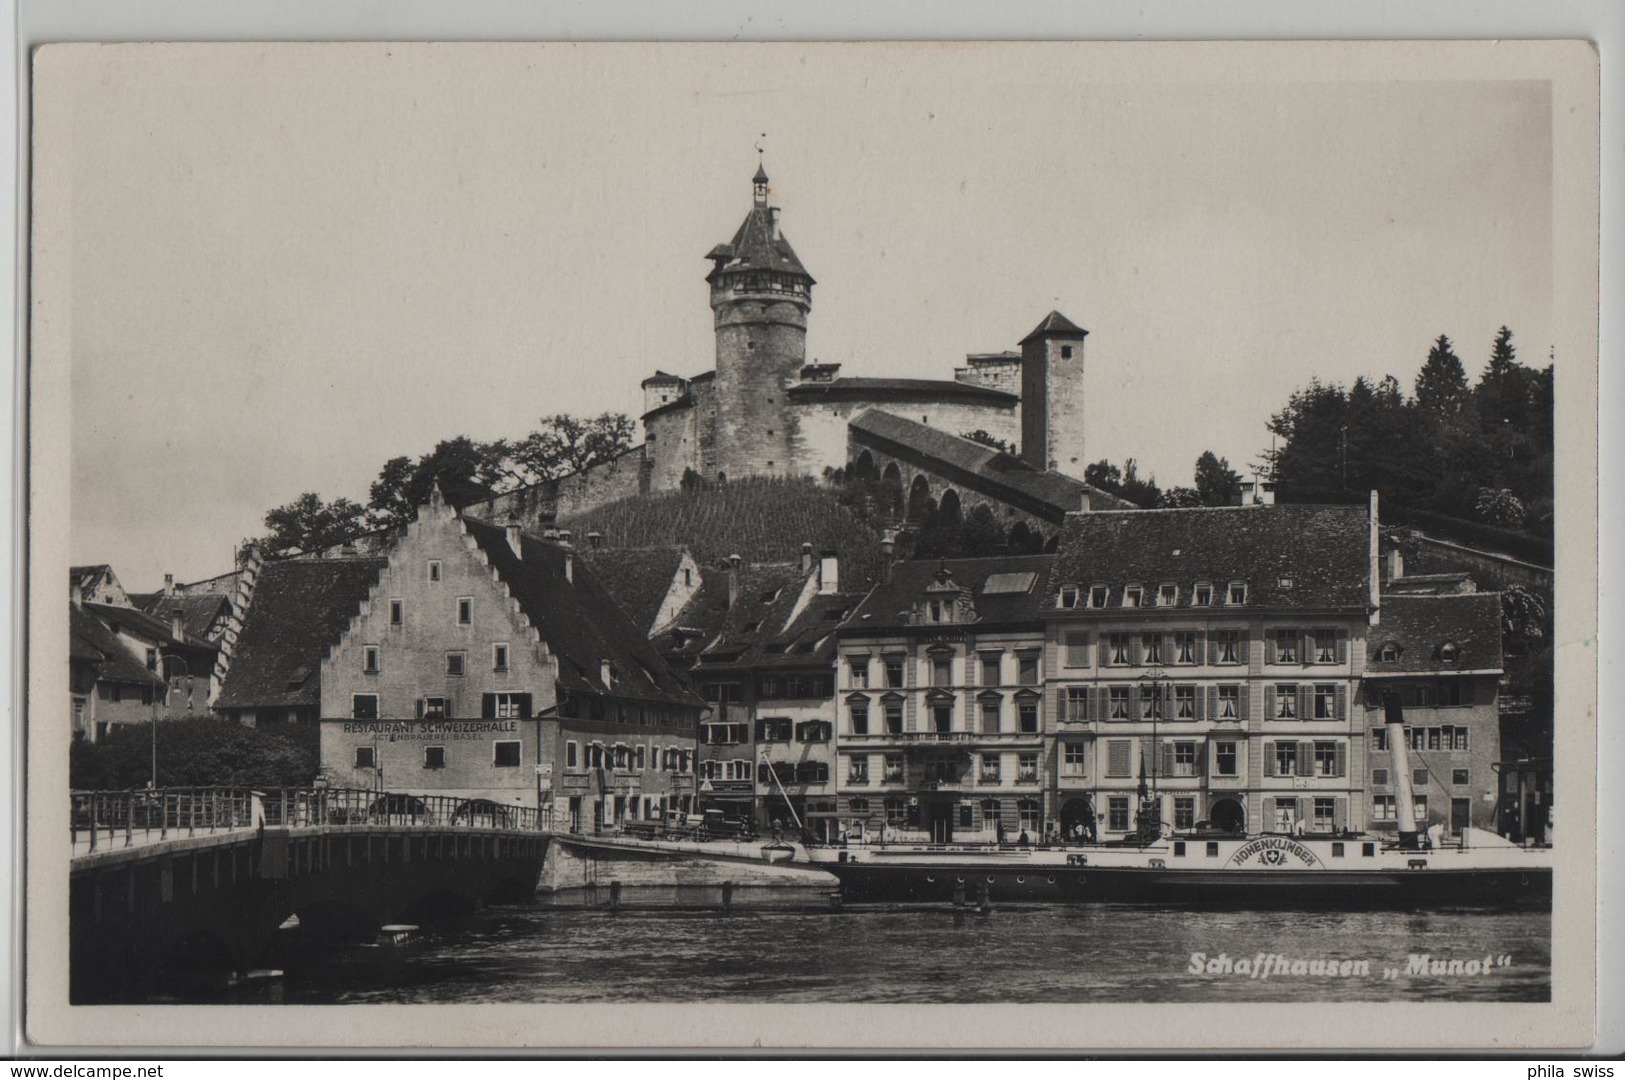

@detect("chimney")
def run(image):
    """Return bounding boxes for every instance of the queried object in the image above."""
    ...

[170,607,186,643]
[560,529,573,546]
[563,543,574,584]
[1368,489,1382,625]
[880,531,897,584]
[163,573,175,597]
[506,522,523,558]
[818,550,839,595]
[600,659,614,687]
[800,543,814,574]
[727,554,742,610]
[587,531,604,550]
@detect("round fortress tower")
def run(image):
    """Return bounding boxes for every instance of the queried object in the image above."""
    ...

[705,162,815,481]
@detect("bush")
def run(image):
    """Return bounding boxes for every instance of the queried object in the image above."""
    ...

[70,716,319,791]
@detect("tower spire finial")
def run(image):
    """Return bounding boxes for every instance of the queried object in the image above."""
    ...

[753,133,769,204]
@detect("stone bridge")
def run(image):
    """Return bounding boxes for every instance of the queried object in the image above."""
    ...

[68,788,548,1002]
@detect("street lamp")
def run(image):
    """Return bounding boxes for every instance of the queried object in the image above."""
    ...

[153,653,189,790]
[1137,665,1167,843]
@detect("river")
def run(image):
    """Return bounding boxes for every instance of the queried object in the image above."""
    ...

[229,903,1550,1004]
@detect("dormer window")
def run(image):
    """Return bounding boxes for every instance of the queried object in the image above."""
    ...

[1057,584,1080,609]
[1123,584,1144,608]
[1088,584,1109,608]
[1438,642,1460,664]
[1226,581,1248,605]
[1378,641,1402,662]
[1157,583,1179,607]
[1193,582,1214,606]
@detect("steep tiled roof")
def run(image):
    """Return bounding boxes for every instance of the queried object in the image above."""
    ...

[1019,310,1087,344]
[82,602,206,649]
[461,518,703,707]
[1367,593,1503,674]
[582,547,687,635]
[133,593,233,642]
[787,377,1017,405]
[846,554,1058,632]
[1046,504,1372,611]
[214,557,387,709]
[707,204,814,281]
[70,605,164,686]
[848,409,1134,521]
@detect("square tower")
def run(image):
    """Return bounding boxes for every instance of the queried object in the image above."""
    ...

[1019,311,1089,476]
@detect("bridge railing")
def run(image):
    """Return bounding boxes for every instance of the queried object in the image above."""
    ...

[71,786,545,852]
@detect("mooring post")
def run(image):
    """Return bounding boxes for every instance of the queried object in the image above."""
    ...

[953,879,967,908]
[977,879,991,915]
[721,880,734,913]
[609,880,622,912]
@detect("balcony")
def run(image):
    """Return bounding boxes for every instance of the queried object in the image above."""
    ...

[869,730,1042,744]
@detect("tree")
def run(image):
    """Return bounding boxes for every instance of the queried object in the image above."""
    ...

[1475,487,1527,529]
[1084,460,1123,492]
[511,413,637,484]
[256,492,370,557]
[961,430,1015,455]
[1192,451,1243,507]
[1084,458,1159,508]
[1157,486,1203,508]
[367,436,516,526]
[1414,334,1470,415]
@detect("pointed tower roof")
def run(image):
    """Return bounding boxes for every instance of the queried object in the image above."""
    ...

[753,161,770,185]
[1019,310,1088,344]
[706,166,815,284]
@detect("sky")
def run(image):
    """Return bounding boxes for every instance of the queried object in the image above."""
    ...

[49,44,1555,590]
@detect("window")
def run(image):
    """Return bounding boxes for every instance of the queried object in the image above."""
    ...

[1439,641,1460,664]
[1193,582,1214,606]
[424,746,446,769]
[798,761,830,784]
[848,658,869,688]
[1372,768,1388,786]
[1413,795,1429,821]
[1313,797,1336,831]
[1274,742,1299,777]
[487,692,532,719]
[146,648,158,671]
[1436,681,1464,707]
[931,655,953,687]
[980,754,1002,783]
[363,646,380,674]
[849,756,869,784]
[1314,629,1338,663]
[796,720,831,743]
[1273,798,1298,831]
[1174,685,1197,719]
[1378,642,1402,662]
[1452,768,1470,786]
[1171,741,1198,777]
[1017,698,1039,733]
[884,656,905,688]
[1214,630,1241,664]
[931,701,952,733]
[566,741,579,769]
[980,652,1002,685]
[849,699,869,735]
[635,744,647,770]
[1088,584,1110,608]
[389,599,404,626]
[1062,632,1090,669]
[1107,739,1132,778]
[1217,685,1239,719]
[1274,629,1299,664]
[428,560,442,582]
[493,741,522,767]
[1108,796,1130,831]
[1373,795,1396,821]
[758,717,792,742]
[1372,727,1389,751]
[456,597,472,624]
[883,753,904,782]
[849,796,870,814]
[1413,768,1429,788]
[1062,686,1090,722]
[1314,684,1337,720]
[1448,726,1470,751]
[1227,582,1247,605]
[352,694,379,720]
[1123,584,1144,608]
[1275,684,1298,719]
[884,798,909,825]
[1018,799,1041,833]
[353,746,375,769]
[1313,741,1342,777]
[1141,634,1163,665]
[980,698,1001,734]
[1061,345,1073,359]
[1108,633,1132,666]
[1058,584,1080,608]
[493,643,509,671]
[1139,684,1158,720]
[1214,741,1238,776]
[417,697,447,719]
[446,652,466,676]
[1174,797,1196,831]
[884,701,904,734]
[1017,653,1040,685]
[1157,583,1178,607]
[1108,686,1131,720]
[1173,631,1199,665]
[1062,742,1086,776]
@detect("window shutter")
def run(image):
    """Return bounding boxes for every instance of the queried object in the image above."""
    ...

[1298,686,1312,721]
[1162,742,1175,778]
[1263,741,1275,776]
[1196,741,1207,774]
[1056,690,1069,721]
[1335,743,1347,777]
[1239,683,1250,721]
[516,693,533,719]
[1298,631,1309,664]
[1238,630,1250,666]
[1098,686,1110,720]
[1195,631,1206,665]
[1193,687,1205,721]
[1131,637,1144,666]
[1336,630,1349,664]
[1076,690,1089,722]
[1099,637,1110,667]
[1335,686,1347,720]
[1207,686,1219,720]
[1334,796,1348,831]
[1298,741,1314,773]
[481,693,496,719]
[415,699,425,719]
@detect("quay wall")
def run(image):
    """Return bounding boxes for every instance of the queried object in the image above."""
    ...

[537,840,837,908]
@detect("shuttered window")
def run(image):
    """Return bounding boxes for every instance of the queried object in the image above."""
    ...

[1062,631,1091,669]
[1106,739,1132,778]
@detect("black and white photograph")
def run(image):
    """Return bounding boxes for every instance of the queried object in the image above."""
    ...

[22,39,1600,1051]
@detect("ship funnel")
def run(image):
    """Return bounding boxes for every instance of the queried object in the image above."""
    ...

[1383,692,1421,847]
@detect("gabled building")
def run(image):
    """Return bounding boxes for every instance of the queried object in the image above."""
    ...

[71,584,221,740]
[316,489,706,827]
[835,554,1057,843]
[70,604,167,741]
[578,543,704,637]
[71,564,131,608]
